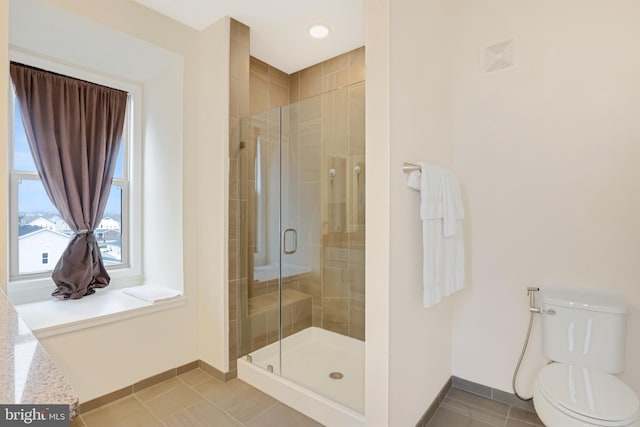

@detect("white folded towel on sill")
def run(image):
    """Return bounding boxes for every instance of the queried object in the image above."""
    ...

[122,285,182,303]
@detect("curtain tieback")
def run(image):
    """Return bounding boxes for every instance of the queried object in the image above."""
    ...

[77,229,97,243]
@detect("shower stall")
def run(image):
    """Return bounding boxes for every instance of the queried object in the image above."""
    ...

[236,81,365,425]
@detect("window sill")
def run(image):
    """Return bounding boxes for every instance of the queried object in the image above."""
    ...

[14,288,186,339]
[7,269,143,305]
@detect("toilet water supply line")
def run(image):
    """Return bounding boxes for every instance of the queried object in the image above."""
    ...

[512,287,556,401]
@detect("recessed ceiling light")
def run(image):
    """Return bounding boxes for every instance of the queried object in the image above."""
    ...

[309,24,330,39]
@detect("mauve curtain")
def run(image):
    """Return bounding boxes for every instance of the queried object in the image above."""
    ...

[10,62,128,299]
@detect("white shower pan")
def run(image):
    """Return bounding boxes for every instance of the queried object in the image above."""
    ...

[237,326,365,427]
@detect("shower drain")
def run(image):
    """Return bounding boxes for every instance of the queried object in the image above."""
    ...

[329,371,344,380]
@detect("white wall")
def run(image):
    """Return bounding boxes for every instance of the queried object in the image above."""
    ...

[388,0,455,425]
[450,0,640,397]
[366,0,456,425]
[39,304,198,402]
[196,17,231,371]
[369,4,640,422]
[364,0,391,423]
[142,60,185,290]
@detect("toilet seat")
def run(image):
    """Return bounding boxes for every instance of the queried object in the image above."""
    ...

[536,363,639,426]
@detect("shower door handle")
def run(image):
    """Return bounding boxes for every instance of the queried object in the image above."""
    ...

[282,228,297,255]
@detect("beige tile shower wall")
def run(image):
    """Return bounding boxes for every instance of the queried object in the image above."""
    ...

[238,49,301,357]
[290,47,366,341]
[292,91,323,330]
[228,18,250,374]
[247,57,291,299]
[290,47,365,102]
[249,57,290,115]
[245,48,365,342]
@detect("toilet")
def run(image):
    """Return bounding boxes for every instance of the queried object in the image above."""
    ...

[533,288,640,427]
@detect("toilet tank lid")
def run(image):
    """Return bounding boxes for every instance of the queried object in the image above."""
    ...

[541,287,627,314]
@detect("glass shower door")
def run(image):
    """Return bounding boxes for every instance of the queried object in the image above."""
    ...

[239,81,365,414]
[279,82,366,413]
[277,92,320,374]
[239,93,324,376]
[238,105,283,374]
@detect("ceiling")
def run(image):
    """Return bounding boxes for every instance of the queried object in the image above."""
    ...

[133,0,365,74]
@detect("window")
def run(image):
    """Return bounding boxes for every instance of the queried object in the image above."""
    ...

[8,65,135,282]
[253,136,267,266]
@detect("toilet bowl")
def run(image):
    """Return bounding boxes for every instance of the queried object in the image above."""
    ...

[533,363,639,427]
[533,288,640,427]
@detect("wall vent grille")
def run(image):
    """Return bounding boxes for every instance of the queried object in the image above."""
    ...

[484,40,515,72]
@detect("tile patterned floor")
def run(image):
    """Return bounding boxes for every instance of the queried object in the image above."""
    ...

[70,368,322,427]
[426,388,544,427]
[71,370,544,427]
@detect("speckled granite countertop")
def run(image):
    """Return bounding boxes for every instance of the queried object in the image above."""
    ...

[0,288,79,419]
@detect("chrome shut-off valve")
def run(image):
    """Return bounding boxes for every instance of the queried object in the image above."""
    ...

[527,286,556,315]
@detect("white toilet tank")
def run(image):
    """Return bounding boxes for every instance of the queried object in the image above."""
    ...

[540,287,628,374]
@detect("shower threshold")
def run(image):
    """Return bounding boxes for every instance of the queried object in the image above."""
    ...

[238,326,365,427]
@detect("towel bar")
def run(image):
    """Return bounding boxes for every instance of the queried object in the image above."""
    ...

[402,162,421,173]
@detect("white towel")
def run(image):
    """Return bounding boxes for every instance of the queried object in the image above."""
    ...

[441,170,464,236]
[407,162,465,307]
[123,285,182,303]
[407,165,444,219]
